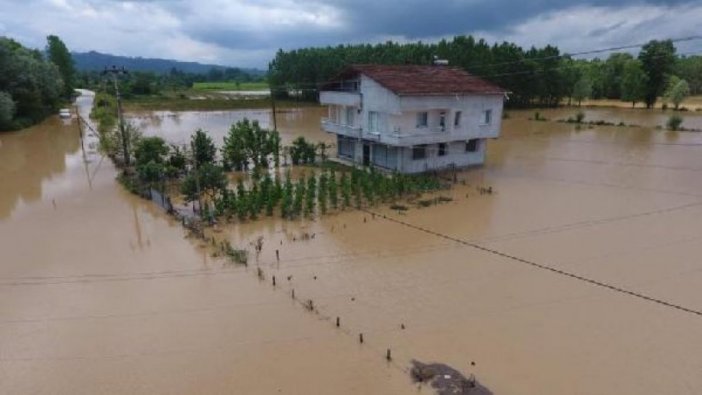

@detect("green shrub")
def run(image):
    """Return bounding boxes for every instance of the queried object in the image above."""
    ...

[666,114,683,131]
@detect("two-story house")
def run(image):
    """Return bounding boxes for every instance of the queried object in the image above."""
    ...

[319,64,507,173]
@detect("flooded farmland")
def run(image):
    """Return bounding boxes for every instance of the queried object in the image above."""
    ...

[2,92,702,394]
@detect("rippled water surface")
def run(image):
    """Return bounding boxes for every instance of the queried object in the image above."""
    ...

[2,96,702,394]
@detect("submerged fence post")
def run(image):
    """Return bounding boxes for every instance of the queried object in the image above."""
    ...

[386,349,392,361]
[336,317,340,327]
[359,333,364,344]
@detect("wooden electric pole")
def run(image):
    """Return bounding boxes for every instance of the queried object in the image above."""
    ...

[102,66,130,167]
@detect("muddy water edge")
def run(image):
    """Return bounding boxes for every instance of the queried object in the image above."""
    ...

[2,95,702,394]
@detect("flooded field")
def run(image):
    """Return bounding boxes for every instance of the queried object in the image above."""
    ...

[127,106,332,147]
[2,94,702,394]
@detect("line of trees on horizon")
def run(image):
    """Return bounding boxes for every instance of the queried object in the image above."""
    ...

[76,66,266,98]
[268,36,702,109]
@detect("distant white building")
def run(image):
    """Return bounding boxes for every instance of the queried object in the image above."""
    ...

[319,64,507,173]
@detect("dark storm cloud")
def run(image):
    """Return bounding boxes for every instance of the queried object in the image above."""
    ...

[184,0,697,52]
[1,0,701,67]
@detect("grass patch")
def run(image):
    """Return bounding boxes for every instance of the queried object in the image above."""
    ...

[123,95,319,112]
[193,81,269,91]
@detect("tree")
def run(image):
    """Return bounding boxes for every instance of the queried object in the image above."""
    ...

[222,118,280,171]
[137,161,165,186]
[638,40,676,108]
[290,137,316,165]
[602,53,634,99]
[0,37,63,130]
[572,77,592,106]
[328,170,338,209]
[621,60,648,107]
[46,35,75,97]
[664,77,690,110]
[675,56,702,95]
[191,129,217,165]
[134,136,169,166]
[0,91,15,129]
[134,136,169,185]
[180,162,227,202]
[167,145,187,176]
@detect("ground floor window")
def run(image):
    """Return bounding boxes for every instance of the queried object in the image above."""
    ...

[412,145,427,160]
[438,143,447,157]
[371,144,398,169]
[466,139,479,153]
[338,136,355,158]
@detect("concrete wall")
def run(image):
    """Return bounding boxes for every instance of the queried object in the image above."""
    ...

[398,94,504,139]
[397,140,486,174]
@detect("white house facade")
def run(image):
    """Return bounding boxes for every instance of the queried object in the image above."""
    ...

[319,65,507,173]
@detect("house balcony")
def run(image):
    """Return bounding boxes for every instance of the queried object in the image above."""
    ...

[321,118,362,138]
[371,128,479,146]
[319,91,362,107]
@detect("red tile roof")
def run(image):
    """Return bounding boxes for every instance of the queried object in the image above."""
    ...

[324,64,507,96]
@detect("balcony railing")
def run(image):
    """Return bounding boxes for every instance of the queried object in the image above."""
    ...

[322,119,491,146]
[319,91,362,106]
[321,119,362,138]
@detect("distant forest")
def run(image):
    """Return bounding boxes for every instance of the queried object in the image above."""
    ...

[268,36,702,108]
[73,51,265,76]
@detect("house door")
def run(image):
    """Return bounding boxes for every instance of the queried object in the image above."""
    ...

[363,144,371,166]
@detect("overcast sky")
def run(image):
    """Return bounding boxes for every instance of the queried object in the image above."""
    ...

[0,0,701,69]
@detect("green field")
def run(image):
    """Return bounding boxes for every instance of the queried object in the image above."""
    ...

[192,81,269,91]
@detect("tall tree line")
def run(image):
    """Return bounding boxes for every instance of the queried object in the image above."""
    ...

[268,36,701,109]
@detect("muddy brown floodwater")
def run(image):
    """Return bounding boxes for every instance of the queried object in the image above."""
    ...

[2,93,702,394]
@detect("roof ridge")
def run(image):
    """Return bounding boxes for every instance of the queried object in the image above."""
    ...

[323,64,506,96]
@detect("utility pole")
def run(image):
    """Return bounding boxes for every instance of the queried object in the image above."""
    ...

[102,66,130,167]
[270,87,278,131]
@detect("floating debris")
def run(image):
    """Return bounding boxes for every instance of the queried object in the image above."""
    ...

[410,360,492,395]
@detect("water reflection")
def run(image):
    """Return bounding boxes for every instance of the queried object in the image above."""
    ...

[0,117,81,219]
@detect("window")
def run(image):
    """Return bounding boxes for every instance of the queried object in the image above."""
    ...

[438,143,447,157]
[439,112,446,131]
[368,111,379,132]
[482,109,492,125]
[412,145,427,160]
[416,112,428,128]
[372,144,398,169]
[454,111,462,127]
[466,139,479,153]
[338,136,355,159]
[346,107,355,126]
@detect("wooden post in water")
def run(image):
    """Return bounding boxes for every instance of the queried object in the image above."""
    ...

[359,333,364,344]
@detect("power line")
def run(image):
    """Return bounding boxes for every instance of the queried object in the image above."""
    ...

[265,34,702,96]
[266,48,702,93]
[466,35,702,71]
[365,209,702,318]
